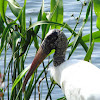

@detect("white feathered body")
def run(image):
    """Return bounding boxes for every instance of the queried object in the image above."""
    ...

[50,60,100,100]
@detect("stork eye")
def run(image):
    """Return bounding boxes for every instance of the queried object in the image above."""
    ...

[47,35,52,40]
[47,32,58,43]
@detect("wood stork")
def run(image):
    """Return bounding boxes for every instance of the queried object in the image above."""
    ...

[22,29,100,100]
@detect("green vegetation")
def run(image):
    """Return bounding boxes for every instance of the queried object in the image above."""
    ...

[0,0,100,99]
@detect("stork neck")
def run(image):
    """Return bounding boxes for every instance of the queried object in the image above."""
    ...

[53,48,66,67]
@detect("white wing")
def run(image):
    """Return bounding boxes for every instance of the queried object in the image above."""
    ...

[50,60,100,100]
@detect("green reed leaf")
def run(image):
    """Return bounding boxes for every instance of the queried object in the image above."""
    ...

[21,0,27,32]
[27,20,88,53]
[34,2,43,34]
[12,31,20,52]
[68,31,100,48]
[67,21,88,59]
[10,65,30,99]
[85,0,91,23]
[67,31,82,59]
[93,0,100,30]
[0,0,8,24]
[51,0,63,29]
[27,21,75,34]
[0,8,22,54]
[24,73,34,100]
[57,96,66,100]
[42,12,50,40]
[7,0,22,23]
[0,14,5,34]
[33,3,43,50]
[67,0,93,59]
[82,31,100,42]
[48,49,55,56]
[84,40,94,61]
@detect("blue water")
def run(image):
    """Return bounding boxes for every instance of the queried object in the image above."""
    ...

[1,0,100,99]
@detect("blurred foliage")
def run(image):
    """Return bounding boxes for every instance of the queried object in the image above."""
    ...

[93,0,100,30]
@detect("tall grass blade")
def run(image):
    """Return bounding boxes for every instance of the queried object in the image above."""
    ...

[15,85,22,100]
[67,31,82,59]
[27,21,75,34]
[90,0,93,47]
[0,0,8,24]
[57,96,66,100]
[82,31,100,42]
[24,74,34,100]
[68,31,100,47]
[93,0,100,30]
[10,65,30,99]
[0,14,5,34]
[12,31,20,52]
[84,40,94,61]
[67,0,92,59]
[0,4,23,54]
[34,2,43,34]
[32,2,43,50]
[50,0,63,29]
[85,0,91,23]
[20,0,27,32]
[42,12,50,40]
[7,0,22,22]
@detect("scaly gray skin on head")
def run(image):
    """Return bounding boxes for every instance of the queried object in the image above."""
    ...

[41,29,68,66]
[52,29,68,66]
[22,29,68,91]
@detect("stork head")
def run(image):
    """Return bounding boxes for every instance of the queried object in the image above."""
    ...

[22,29,68,91]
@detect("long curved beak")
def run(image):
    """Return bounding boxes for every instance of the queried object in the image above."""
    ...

[22,46,47,92]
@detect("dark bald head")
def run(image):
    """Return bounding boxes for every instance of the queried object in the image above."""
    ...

[41,29,68,55]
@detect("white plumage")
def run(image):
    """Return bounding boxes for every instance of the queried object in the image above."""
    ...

[50,60,100,100]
